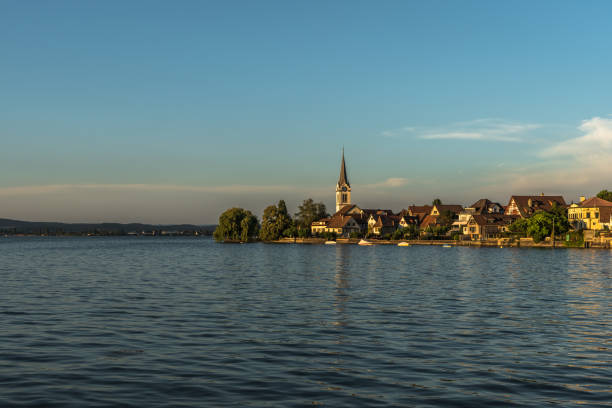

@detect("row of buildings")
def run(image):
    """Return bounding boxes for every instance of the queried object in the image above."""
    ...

[311,152,612,239]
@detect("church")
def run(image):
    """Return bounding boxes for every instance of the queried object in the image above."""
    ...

[311,150,411,237]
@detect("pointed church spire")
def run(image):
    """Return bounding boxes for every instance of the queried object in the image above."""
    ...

[338,148,350,187]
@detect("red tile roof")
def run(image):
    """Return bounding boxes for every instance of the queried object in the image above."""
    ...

[579,197,612,208]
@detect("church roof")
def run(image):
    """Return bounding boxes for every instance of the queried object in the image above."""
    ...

[338,150,350,187]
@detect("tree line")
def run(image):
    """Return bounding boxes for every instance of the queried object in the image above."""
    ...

[213,198,328,242]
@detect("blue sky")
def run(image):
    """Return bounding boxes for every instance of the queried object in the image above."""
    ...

[2,1,612,223]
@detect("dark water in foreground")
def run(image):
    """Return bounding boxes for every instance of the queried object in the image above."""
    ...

[1,237,610,407]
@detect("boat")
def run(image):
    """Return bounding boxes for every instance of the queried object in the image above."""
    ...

[397,242,410,247]
[442,244,452,248]
[358,239,374,246]
[325,241,336,245]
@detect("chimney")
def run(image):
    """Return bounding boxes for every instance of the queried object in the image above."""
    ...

[580,196,586,203]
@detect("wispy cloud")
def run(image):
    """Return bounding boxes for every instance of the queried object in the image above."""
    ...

[380,119,541,142]
[540,116,612,159]
[363,177,411,189]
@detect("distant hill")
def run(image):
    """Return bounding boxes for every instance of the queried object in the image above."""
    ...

[0,218,216,235]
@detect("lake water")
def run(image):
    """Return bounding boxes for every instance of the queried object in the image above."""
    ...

[1,237,610,407]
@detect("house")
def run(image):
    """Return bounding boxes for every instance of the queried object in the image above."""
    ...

[406,205,432,224]
[453,199,504,232]
[368,214,400,236]
[568,196,612,231]
[463,214,519,240]
[397,212,419,229]
[504,194,566,217]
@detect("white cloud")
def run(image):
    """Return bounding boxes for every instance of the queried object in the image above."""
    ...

[541,116,612,159]
[380,119,541,142]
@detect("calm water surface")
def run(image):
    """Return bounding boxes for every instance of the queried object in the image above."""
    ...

[1,237,610,407]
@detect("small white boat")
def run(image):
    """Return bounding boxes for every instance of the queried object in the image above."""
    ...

[325,241,336,245]
[442,244,452,248]
[398,242,410,247]
[358,239,373,246]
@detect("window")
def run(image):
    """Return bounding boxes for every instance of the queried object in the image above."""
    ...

[595,213,599,219]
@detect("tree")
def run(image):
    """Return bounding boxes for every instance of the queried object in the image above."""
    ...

[596,189,612,202]
[508,218,529,236]
[527,212,552,243]
[260,200,293,241]
[432,198,442,206]
[295,198,328,230]
[213,208,259,242]
[401,224,420,239]
[509,204,570,243]
[438,209,456,226]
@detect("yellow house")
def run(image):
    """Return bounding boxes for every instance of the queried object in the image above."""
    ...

[568,196,612,230]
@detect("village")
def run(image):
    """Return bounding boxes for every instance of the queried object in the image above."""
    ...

[306,151,612,248]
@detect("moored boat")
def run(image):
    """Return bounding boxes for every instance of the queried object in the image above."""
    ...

[398,242,410,247]
[358,239,373,246]
[325,241,336,245]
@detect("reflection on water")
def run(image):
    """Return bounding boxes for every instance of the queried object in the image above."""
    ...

[0,238,610,407]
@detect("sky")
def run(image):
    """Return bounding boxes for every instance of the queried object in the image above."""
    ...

[2,0,612,224]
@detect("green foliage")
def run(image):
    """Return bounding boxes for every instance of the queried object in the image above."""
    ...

[213,208,259,242]
[508,218,529,236]
[432,198,442,206]
[564,230,584,247]
[297,227,310,238]
[349,231,362,239]
[391,228,403,240]
[322,231,337,240]
[295,198,328,229]
[596,189,612,202]
[424,225,450,239]
[438,209,456,226]
[509,204,570,243]
[526,212,551,243]
[260,200,293,241]
[396,225,419,239]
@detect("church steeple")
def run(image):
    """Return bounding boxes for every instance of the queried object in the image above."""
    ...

[335,148,351,213]
[338,147,350,188]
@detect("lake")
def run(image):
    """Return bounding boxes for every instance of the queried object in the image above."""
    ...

[1,237,610,407]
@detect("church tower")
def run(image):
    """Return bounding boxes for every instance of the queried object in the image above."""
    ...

[335,149,351,212]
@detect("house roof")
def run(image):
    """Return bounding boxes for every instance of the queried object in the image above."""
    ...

[373,215,398,228]
[506,195,566,217]
[579,197,612,208]
[408,205,432,215]
[337,204,359,215]
[469,198,504,214]
[470,214,519,226]
[327,214,358,229]
[433,204,464,214]
[420,215,440,229]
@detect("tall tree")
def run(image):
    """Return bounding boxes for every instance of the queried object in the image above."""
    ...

[432,198,442,206]
[596,189,612,202]
[260,200,293,241]
[213,208,259,242]
[295,198,328,229]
